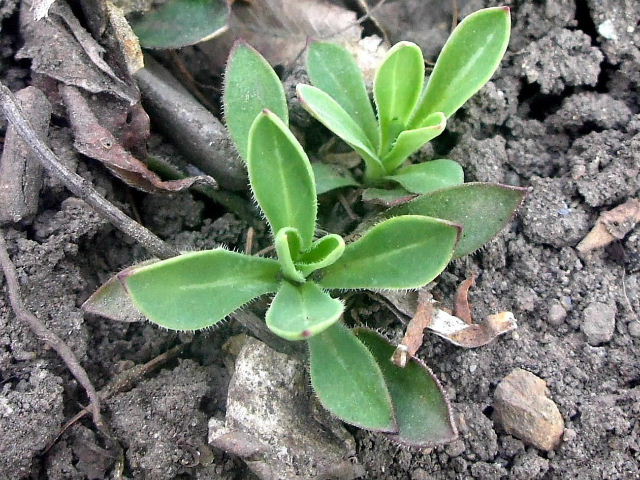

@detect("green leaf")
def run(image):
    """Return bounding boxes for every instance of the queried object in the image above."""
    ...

[319,215,460,290]
[297,84,386,180]
[387,183,527,258]
[374,42,424,155]
[386,159,463,194]
[354,329,458,447]
[266,281,343,340]
[307,42,379,151]
[382,112,446,172]
[296,234,345,276]
[274,227,305,283]
[224,42,288,161]
[410,7,511,124]
[123,250,281,330]
[82,260,159,323]
[308,322,396,431]
[312,162,360,194]
[248,110,317,248]
[132,0,228,49]
[361,187,414,207]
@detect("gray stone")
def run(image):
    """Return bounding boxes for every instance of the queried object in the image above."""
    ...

[209,336,362,480]
[493,369,564,451]
[581,302,617,345]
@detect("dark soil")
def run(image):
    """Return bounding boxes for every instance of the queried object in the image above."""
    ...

[1,0,639,479]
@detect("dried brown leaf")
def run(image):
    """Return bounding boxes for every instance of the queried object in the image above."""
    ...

[378,288,517,350]
[577,198,640,253]
[392,289,433,367]
[454,274,477,324]
[429,310,517,348]
[61,86,217,194]
[18,0,138,103]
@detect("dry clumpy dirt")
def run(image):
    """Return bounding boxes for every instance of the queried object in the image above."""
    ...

[1,0,640,479]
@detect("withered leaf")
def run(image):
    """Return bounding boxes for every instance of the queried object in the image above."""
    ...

[577,198,640,253]
[18,0,138,103]
[429,310,517,348]
[61,86,217,194]
[454,274,477,324]
[392,289,433,368]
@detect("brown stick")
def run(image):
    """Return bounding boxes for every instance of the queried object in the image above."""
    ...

[0,230,105,430]
[0,82,178,260]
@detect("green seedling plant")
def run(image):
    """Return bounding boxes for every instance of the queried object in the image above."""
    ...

[85,42,464,443]
[297,7,510,198]
[87,11,526,447]
[106,109,461,443]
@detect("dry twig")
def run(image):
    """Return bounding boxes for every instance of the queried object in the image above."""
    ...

[0,82,178,260]
[0,230,105,430]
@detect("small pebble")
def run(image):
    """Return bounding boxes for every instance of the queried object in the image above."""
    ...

[581,302,616,345]
[493,369,564,451]
[628,320,640,338]
[547,301,567,326]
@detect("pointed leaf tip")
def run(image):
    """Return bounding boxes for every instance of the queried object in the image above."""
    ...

[124,249,281,330]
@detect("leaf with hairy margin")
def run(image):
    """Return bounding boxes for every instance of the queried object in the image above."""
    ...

[224,42,288,161]
[122,250,281,330]
[247,110,316,248]
[319,215,460,290]
[307,41,379,150]
[355,328,458,447]
[387,183,527,258]
[266,281,343,340]
[308,322,397,432]
[410,7,511,124]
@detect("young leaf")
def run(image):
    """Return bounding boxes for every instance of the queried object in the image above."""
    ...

[312,162,360,195]
[274,227,305,283]
[386,159,464,194]
[319,215,460,290]
[387,183,527,258]
[266,281,343,340]
[224,42,288,161]
[132,0,228,49]
[354,329,458,447]
[410,7,511,124]
[296,234,345,276]
[248,110,317,248]
[307,42,379,150]
[382,112,446,172]
[123,250,281,330]
[297,84,386,180]
[308,322,397,432]
[374,42,424,155]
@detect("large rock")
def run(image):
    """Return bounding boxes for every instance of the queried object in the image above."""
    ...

[209,336,363,480]
[493,369,564,451]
